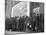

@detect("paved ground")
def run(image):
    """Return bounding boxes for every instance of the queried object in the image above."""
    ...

[5,31,26,35]
[5,30,43,35]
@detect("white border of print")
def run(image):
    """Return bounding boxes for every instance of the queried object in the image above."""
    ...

[0,0,46,35]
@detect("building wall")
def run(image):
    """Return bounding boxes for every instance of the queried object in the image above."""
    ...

[5,0,20,18]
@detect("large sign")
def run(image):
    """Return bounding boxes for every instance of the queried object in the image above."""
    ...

[33,7,40,14]
[11,2,27,17]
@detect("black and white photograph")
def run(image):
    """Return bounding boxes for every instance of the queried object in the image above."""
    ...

[5,0,44,35]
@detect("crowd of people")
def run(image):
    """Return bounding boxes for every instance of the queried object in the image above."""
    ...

[5,14,44,32]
